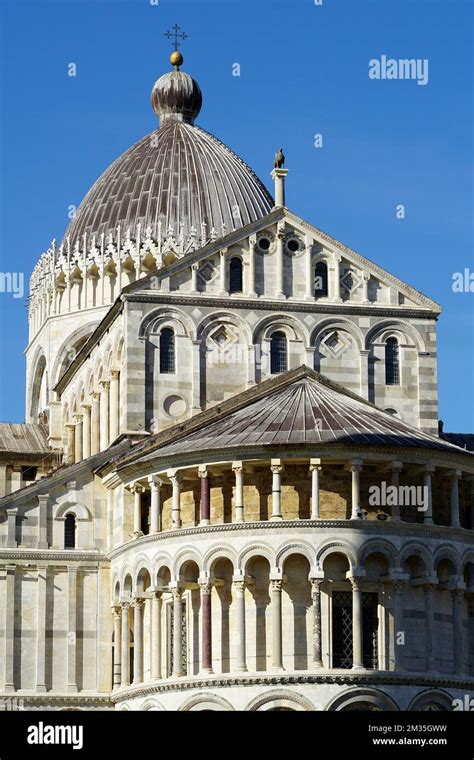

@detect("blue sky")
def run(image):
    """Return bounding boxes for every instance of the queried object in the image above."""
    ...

[0,0,472,430]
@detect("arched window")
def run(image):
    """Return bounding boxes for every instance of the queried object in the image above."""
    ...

[229,257,243,294]
[270,331,288,374]
[64,513,76,549]
[385,337,400,385]
[160,328,175,373]
[314,261,328,298]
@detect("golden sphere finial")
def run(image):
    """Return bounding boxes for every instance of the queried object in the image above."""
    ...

[170,50,183,70]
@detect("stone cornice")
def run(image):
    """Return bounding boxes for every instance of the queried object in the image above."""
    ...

[123,292,439,320]
[0,549,107,564]
[112,671,474,702]
[116,437,474,483]
[0,693,112,707]
[107,519,474,561]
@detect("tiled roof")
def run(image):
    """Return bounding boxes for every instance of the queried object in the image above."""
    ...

[128,367,470,466]
[0,423,50,454]
[62,121,273,249]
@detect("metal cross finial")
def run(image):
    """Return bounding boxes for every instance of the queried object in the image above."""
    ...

[164,24,188,51]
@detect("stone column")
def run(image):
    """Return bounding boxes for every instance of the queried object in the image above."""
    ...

[423,581,437,672]
[219,249,227,295]
[169,471,182,529]
[330,253,342,302]
[172,587,184,677]
[270,579,284,670]
[4,565,16,691]
[200,582,213,674]
[131,484,144,536]
[99,380,110,451]
[199,467,210,526]
[310,578,324,668]
[271,167,288,208]
[270,460,283,521]
[248,236,257,297]
[350,459,363,519]
[359,350,370,400]
[423,464,435,524]
[150,590,162,680]
[66,423,75,464]
[74,414,83,463]
[36,564,48,692]
[350,576,364,669]
[148,476,162,534]
[389,462,404,522]
[232,462,244,523]
[132,598,144,684]
[305,238,314,300]
[361,271,370,303]
[275,228,285,298]
[90,393,100,456]
[109,370,120,442]
[191,263,198,293]
[391,579,406,671]
[6,510,17,548]
[81,404,91,459]
[67,566,78,692]
[452,587,465,675]
[37,494,49,549]
[191,340,202,414]
[233,577,247,671]
[450,470,462,529]
[121,601,131,687]
[112,605,122,688]
[309,460,321,519]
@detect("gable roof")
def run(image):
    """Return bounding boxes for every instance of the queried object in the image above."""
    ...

[112,366,470,476]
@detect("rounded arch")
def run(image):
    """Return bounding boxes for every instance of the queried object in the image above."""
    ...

[275,541,316,570]
[310,317,364,351]
[138,307,195,340]
[433,545,462,576]
[326,688,399,712]
[173,548,203,579]
[399,542,433,575]
[141,699,166,711]
[203,545,237,574]
[252,313,309,345]
[407,690,454,711]
[53,501,92,521]
[51,321,100,387]
[179,693,235,711]
[28,347,48,421]
[246,689,315,712]
[238,543,274,573]
[316,540,357,572]
[197,310,253,345]
[365,319,426,353]
[359,539,399,569]
[132,554,153,585]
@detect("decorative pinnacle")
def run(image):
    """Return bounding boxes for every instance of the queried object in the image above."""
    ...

[165,24,187,69]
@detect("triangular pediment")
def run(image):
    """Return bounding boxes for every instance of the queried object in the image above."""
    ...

[123,207,440,313]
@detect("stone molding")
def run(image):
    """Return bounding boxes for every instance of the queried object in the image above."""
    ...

[111,672,474,703]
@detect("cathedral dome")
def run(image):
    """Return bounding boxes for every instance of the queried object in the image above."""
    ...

[62,53,273,250]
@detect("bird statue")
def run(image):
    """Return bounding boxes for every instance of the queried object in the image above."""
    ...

[274,148,285,168]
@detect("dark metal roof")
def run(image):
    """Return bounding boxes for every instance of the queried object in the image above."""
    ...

[62,121,273,249]
[0,423,50,454]
[440,432,474,452]
[127,368,471,467]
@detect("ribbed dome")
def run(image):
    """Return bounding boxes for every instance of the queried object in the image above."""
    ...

[62,55,273,250]
[62,122,273,249]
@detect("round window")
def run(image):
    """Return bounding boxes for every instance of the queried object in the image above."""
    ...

[286,238,300,253]
[257,237,271,251]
